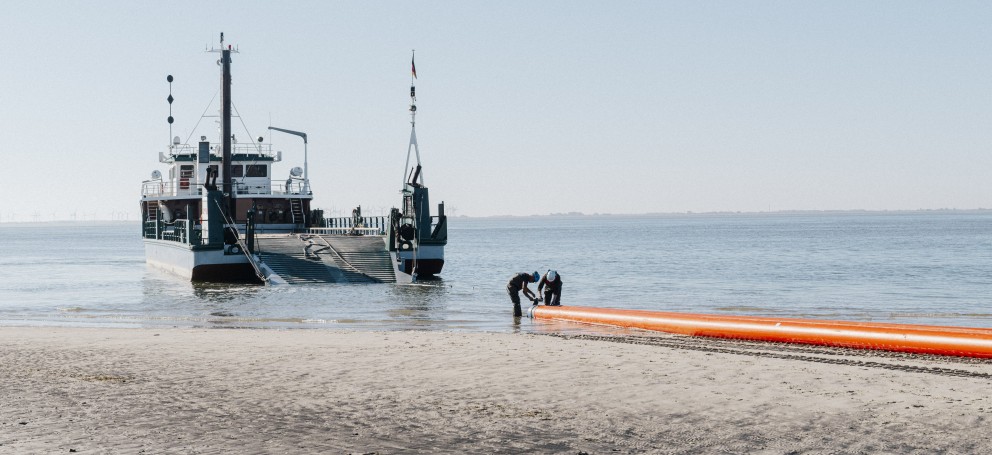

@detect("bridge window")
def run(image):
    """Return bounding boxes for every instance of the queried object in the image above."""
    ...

[231,165,244,177]
[246,165,267,177]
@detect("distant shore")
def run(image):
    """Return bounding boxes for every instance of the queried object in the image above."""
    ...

[2,327,990,453]
[1,207,990,225]
[457,208,992,220]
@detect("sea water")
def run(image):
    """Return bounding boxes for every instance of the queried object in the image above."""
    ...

[0,211,989,332]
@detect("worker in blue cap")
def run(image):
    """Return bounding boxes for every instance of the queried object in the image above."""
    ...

[507,271,540,316]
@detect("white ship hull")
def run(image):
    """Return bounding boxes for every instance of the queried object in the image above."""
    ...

[144,239,260,283]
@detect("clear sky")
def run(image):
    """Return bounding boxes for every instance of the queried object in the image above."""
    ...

[1,1,989,220]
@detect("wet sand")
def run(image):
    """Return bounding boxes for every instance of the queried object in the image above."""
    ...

[1,326,991,453]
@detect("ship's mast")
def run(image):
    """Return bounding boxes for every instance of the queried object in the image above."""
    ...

[210,32,239,215]
[404,50,423,187]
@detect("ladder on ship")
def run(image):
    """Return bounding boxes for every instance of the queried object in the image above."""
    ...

[289,199,305,225]
[142,201,158,239]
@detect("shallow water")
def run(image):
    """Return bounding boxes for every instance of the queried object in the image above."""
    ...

[1,211,990,332]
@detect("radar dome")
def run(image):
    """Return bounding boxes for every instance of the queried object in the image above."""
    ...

[290,167,303,177]
[151,170,162,180]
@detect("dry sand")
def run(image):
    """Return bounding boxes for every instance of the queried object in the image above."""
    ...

[1,326,991,454]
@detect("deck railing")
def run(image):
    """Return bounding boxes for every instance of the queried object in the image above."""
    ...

[141,180,309,197]
[168,143,275,156]
[308,227,384,236]
[313,215,442,237]
[143,219,200,245]
[141,213,439,241]
[318,216,388,235]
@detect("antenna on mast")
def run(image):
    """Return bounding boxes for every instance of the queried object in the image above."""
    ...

[410,49,417,125]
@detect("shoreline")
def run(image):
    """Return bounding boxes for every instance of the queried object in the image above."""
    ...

[2,326,991,453]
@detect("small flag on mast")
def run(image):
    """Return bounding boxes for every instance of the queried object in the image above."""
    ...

[411,55,417,79]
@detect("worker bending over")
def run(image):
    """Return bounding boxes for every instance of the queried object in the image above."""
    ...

[507,271,540,317]
[538,270,563,306]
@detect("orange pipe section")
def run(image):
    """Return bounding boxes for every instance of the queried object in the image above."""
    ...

[528,305,992,359]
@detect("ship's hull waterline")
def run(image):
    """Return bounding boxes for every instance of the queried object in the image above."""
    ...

[144,239,262,283]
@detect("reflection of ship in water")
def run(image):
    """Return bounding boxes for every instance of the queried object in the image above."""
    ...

[140,34,446,284]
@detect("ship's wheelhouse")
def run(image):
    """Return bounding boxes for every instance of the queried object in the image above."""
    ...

[141,139,312,232]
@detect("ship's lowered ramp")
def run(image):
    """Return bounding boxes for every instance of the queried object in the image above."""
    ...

[255,234,395,284]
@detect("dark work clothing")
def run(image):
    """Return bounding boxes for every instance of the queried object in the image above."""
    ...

[537,275,562,293]
[507,272,535,290]
[507,272,536,305]
[543,288,561,306]
[508,286,522,305]
[538,274,563,306]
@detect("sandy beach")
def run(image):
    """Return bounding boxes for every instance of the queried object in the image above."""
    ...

[2,326,991,454]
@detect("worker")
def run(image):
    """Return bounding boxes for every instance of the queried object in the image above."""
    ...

[538,270,563,306]
[507,271,540,317]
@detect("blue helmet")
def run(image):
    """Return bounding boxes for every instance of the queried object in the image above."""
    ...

[532,271,540,282]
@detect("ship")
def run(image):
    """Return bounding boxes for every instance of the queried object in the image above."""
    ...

[386,52,448,280]
[140,35,446,284]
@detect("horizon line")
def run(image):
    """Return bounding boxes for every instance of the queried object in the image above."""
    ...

[2,207,990,224]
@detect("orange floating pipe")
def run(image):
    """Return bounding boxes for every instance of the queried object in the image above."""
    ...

[528,305,992,359]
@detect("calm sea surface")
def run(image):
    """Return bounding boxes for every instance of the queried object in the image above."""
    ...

[0,212,990,332]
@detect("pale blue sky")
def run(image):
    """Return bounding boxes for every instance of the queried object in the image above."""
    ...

[1,1,989,220]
